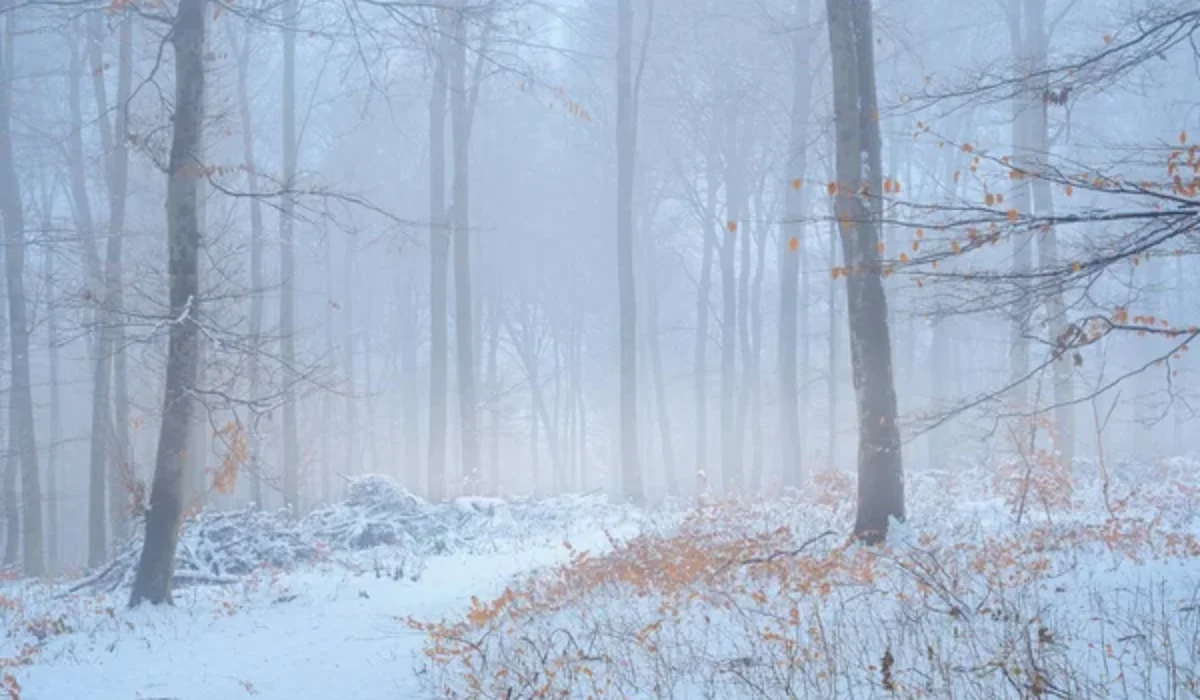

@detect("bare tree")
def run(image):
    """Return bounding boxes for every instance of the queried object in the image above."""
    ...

[279,0,299,512]
[826,0,904,544]
[129,0,206,606]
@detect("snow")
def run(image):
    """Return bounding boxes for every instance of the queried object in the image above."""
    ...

[15,543,606,699]
[4,461,1200,699]
[0,484,643,700]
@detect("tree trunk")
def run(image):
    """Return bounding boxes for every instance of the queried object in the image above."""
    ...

[1025,0,1074,465]
[616,0,643,502]
[88,11,133,545]
[0,9,43,577]
[484,299,500,492]
[450,16,479,491]
[827,214,839,473]
[748,206,767,491]
[825,0,904,544]
[128,0,205,605]
[43,223,60,573]
[1007,0,1033,411]
[642,209,677,495]
[279,0,300,512]
[228,17,265,507]
[427,16,450,502]
[321,234,335,502]
[779,0,815,489]
[694,162,716,489]
[343,239,358,478]
[399,278,420,491]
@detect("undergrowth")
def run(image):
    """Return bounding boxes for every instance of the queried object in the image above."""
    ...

[410,454,1200,699]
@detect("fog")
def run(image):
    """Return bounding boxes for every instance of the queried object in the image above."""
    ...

[0,0,1196,576]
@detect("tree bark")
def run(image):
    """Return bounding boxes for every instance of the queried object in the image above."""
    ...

[779,0,815,489]
[43,216,60,573]
[0,9,43,576]
[129,0,205,605]
[88,11,134,545]
[427,15,450,502]
[616,0,643,502]
[694,161,716,490]
[343,239,358,478]
[227,17,265,507]
[279,0,299,512]
[825,0,904,544]
[449,6,479,490]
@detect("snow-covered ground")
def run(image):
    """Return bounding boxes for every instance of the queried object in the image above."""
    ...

[3,458,1200,699]
[0,481,644,700]
[11,537,612,699]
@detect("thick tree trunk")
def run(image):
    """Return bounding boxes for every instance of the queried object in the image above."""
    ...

[1007,0,1034,410]
[279,0,300,511]
[748,209,767,491]
[128,0,205,605]
[825,0,904,544]
[616,0,643,502]
[427,17,450,502]
[0,10,43,576]
[484,300,500,492]
[779,0,815,489]
[827,214,839,473]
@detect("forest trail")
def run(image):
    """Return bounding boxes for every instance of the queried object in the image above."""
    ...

[14,541,586,700]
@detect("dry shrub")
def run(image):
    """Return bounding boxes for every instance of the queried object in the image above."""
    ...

[411,463,1200,699]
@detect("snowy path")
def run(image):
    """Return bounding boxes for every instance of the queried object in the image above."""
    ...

[17,540,582,700]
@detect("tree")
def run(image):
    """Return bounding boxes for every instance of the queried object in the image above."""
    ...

[129,0,206,606]
[825,0,904,544]
[279,0,300,512]
[0,7,44,577]
[616,0,646,503]
[427,11,450,502]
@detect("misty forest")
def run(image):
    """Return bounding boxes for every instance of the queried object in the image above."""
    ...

[0,0,1197,696]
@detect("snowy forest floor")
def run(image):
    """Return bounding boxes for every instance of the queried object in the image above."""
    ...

[2,455,1200,699]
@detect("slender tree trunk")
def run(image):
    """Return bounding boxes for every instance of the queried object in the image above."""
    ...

[616,0,643,502]
[449,6,479,491]
[279,0,300,511]
[826,0,904,544]
[694,164,716,489]
[88,11,133,544]
[0,9,43,576]
[1007,0,1033,411]
[748,211,767,491]
[399,278,420,491]
[1025,0,1074,464]
[129,0,205,605]
[43,221,60,573]
[427,18,450,502]
[779,0,815,489]
[228,18,265,507]
[827,213,839,473]
[343,240,358,478]
[642,211,677,495]
[484,299,500,492]
[321,234,335,502]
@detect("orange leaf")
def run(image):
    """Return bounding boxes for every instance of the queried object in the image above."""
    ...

[791,178,803,190]
[726,221,737,233]
[1103,34,1113,45]
[1072,262,1082,272]
[827,182,838,196]
[1182,131,1189,145]
[877,241,886,254]
[899,252,910,264]
[1006,208,1018,222]
[961,143,975,153]
[831,267,841,280]
[985,192,996,206]
[916,228,925,239]
[788,237,800,252]
[1065,184,1074,197]
[951,240,961,254]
